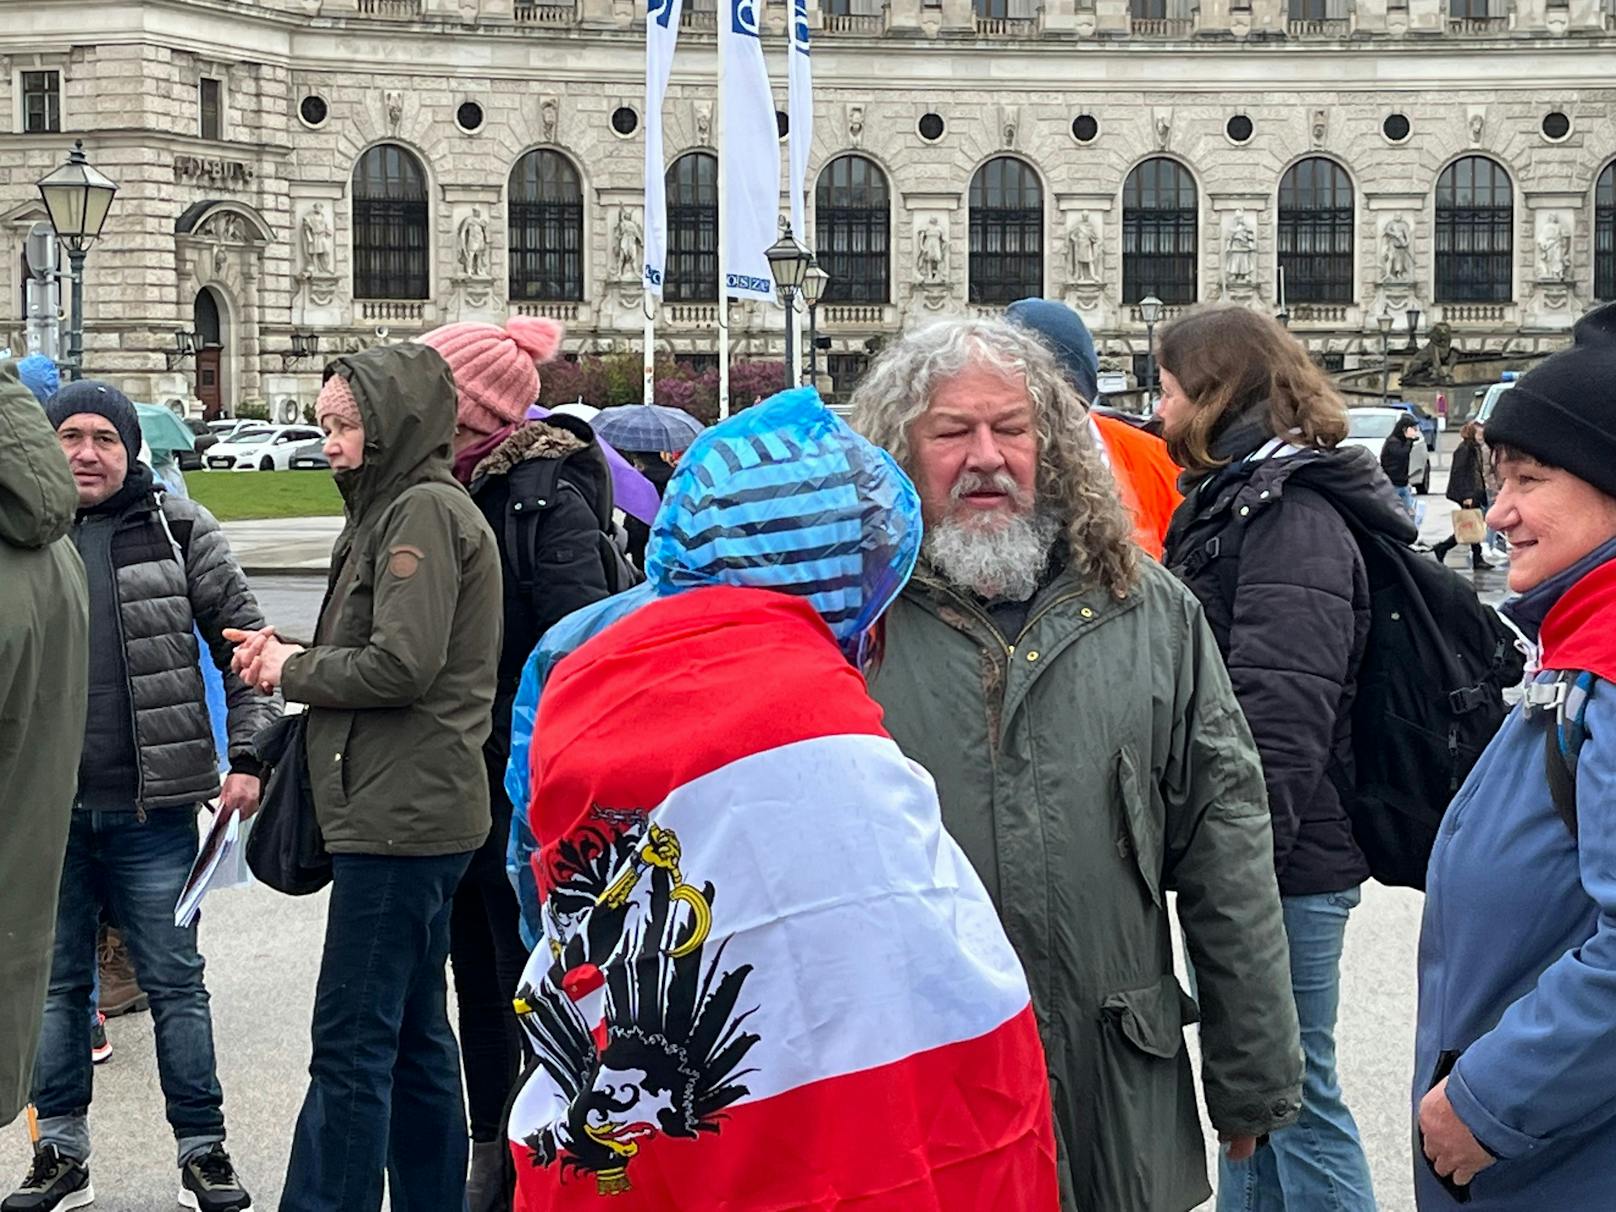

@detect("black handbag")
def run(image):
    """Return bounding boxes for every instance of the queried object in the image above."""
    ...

[246,713,332,895]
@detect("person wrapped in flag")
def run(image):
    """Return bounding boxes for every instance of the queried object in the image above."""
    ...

[507,389,1060,1208]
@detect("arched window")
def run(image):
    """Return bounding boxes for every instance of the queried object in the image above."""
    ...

[352,143,429,300]
[815,155,890,305]
[1278,158,1354,304]
[1597,162,1615,303]
[968,157,1043,305]
[666,152,718,303]
[508,151,583,303]
[1435,156,1513,303]
[1123,158,1197,304]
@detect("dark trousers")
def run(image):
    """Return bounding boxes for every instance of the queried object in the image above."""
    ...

[281,851,472,1212]
[449,792,530,1143]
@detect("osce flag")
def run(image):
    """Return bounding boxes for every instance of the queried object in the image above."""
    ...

[643,0,683,296]
[787,0,812,239]
[719,0,781,302]
[507,587,1059,1210]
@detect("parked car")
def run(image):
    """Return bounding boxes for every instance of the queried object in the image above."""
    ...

[205,424,324,471]
[1343,405,1430,494]
[288,439,330,471]
[1474,372,1522,430]
[188,419,221,457]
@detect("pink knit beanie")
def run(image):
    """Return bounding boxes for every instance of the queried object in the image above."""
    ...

[316,373,361,428]
[418,316,564,436]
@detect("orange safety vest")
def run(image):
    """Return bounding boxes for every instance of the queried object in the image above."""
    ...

[1092,413,1183,561]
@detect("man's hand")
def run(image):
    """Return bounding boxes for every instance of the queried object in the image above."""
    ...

[224,626,277,678]
[1420,1077,1495,1187]
[1219,1134,1258,1163]
[218,772,262,821]
[241,636,304,695]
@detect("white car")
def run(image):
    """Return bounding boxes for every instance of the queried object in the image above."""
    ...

[1342,406,1430,494]
[205,425,325,471]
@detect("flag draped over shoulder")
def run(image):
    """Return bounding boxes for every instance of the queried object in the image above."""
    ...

[509,585,1058,1210]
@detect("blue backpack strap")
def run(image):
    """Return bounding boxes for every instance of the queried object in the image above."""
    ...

[1540,670,1596,838]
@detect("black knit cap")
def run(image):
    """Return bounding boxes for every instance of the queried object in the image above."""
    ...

[1484,301,1616,499]
[45,379,142,465]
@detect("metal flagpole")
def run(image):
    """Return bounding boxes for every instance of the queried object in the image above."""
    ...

[716,24,731,420]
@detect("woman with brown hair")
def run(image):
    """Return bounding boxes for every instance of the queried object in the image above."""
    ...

[1158,305,1417,1212]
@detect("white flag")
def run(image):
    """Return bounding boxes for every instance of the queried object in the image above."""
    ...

[720,0,780,302]
[643,0,684,296]
[787,0,812,240]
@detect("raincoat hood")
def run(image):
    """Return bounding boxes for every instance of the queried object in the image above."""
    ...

[323,343,459,517]
[0,360,77,550]
[645,387,922,660]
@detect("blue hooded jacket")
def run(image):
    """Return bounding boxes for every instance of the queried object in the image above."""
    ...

[504,388,921,946]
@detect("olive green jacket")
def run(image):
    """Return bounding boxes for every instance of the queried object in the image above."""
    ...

[869,559,1302,1212]
[0,362,88,1125]
[282,344,502,857]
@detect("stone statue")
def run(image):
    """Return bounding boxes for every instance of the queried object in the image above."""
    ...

[1380,215,1414,283]
[1537,213,1570,282]
[1402,321,1462,387]
[385,90,403,131]
[848,104,864,146]
[916,216,947,284]
[695,102,712,145]
[1311,108,1327,148]
[457,207,490,278]
[301,203,335,276]
[1155,114,1171,150]
[1067,216,1100,284]
[541,96,559,143]
[614,208,644,280]
[1224,208,1256,288]
[1469,112,1484,145]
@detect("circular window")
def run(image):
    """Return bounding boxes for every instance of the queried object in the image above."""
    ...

[1072,114,1099,144]
[298,94,328,129]
[611,106,639,137]
[456,101,485,133]
[1541,111,1571,141]
[1382,112,1411,143]
[1225,114,1254,144]
[776,110,789,140]
[917,112,945,142]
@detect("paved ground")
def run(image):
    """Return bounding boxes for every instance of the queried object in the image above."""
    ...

[2,442,1505,1210]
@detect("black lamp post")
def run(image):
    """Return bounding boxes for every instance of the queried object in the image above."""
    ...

[765,225,813,392]
[1376,312,1395,405]
[164,329,198,372]
[281,329,321,371]
[801,260,829,389]
[1405,306,1421,353]
[1138,295,1163,411]
[36,141,118,381]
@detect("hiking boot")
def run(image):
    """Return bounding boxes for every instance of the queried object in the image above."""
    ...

[1,1145,94,1211]
[89,1014,110,1066]
[1432,538,1456,564]
[178,1146,250,1212]
[96,928,147,1018]
[466,1140,510,1212]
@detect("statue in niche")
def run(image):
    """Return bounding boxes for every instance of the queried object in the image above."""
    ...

[695,102,712,145]
[302,203,335,276]
[916,216,947,284]
[541,96,559,143]
[1067,216,1101,284]
[1224,208,1257,288]
[1537,214,1570,282]
[614,208,644,280]
[1380,215,1414,283]
[1155,114,1171,150]
[1469,113,1485,144]
[848,104,864,146]
[457,207,491,278]
[385,90,403,131]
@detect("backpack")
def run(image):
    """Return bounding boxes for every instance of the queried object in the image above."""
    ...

[1525,669,1598,838]
[504,451,643,602]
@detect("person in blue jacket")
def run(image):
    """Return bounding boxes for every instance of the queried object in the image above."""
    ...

[1414,301,1616,1208]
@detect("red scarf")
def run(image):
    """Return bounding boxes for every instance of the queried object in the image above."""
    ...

[1540,558,1616,681]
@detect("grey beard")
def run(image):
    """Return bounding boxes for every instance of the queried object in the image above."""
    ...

[925,506,1061,603]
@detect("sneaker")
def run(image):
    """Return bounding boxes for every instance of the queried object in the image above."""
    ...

[96,928,147,1018]
[89,1014,110,1066]
[178,1146,250,1212]
[0,1145,94,1212]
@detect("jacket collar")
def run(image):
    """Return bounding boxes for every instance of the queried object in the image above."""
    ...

[1504,538,1616,680]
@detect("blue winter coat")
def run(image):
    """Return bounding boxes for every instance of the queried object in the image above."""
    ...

[1415,546,1616,1209]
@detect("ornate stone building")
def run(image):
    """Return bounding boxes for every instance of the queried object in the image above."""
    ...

[3,0,1615,412]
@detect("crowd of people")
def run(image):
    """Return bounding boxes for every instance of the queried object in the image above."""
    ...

[2,296,1614,1212]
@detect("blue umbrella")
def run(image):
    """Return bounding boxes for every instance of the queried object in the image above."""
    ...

[591,403,705,454]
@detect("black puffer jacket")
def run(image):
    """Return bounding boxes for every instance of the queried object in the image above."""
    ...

[1379,427,1417,488]
[1446,437,1488,508]
[1164,439,1417,896]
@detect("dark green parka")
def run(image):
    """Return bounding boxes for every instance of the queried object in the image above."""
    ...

[281,344,502,857]
[869,558,1303,1212]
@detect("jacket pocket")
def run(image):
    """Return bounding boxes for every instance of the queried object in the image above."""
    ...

[1115,747,1163,908]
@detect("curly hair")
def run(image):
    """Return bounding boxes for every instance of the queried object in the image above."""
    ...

[1156,304,1349,479]
[850,317,1140,599]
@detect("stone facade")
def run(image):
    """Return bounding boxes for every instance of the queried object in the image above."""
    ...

[3,0,1615,410]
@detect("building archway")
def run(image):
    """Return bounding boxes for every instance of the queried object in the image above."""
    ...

[194,286,229,420]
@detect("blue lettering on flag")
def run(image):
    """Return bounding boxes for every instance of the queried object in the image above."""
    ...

[793,0,811,51]
[645,265,663,286]
[727,272,772,293]
[731,0,760,36]
[649,0,676,28]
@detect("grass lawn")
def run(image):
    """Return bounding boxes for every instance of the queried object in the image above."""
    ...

[187,470,344,521]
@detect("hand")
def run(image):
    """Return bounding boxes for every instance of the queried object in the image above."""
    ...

[224,626,277,677]
[1220,1134,1258,1163]
[1420,1077,1496,1187]
[218,772,262,820]
[1462,499,1475,508]
[241,636,304,695]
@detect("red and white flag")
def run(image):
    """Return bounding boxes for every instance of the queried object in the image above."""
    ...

[509,585,1058,1210]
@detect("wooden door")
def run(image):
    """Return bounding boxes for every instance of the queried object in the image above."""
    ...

[196,347,222,421]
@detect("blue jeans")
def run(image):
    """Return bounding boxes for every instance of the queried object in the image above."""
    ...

[281,851,473,1212]
[1396,486,1417,519]
[33,806,225,1166]
[1217,887,1376,1212]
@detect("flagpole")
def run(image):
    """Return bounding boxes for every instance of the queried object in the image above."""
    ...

[716,26,731,420]
[643,301,655,406]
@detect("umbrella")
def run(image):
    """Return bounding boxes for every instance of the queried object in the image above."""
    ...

[526,405,661,526]
[550,401,600,422]
[591,404,705,454]
[135,403,196,455]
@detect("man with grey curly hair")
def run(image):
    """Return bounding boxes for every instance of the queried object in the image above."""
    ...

[853,317,1304,1212]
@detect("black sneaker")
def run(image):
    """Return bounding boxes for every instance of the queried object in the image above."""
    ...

[89,1014,110,1066]
[0,1145,94,1212]
[178,1146,250,1212]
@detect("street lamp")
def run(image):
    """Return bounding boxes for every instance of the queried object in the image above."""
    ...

[1405,306,1422,353]
[765,225,813,392]
[1138,295,1164,411]
[164,329,198,372]
[36,140,118,381]
[1376,311,1395,405]
[801,260,829,390]
[281,329,322,371]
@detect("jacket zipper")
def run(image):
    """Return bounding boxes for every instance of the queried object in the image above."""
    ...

[105,515,148,821]
[913,579,1091,659]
